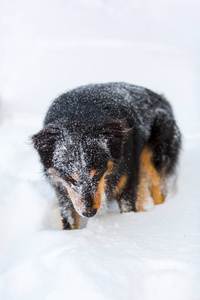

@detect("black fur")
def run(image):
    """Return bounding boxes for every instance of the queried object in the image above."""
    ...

[32,82,181,229]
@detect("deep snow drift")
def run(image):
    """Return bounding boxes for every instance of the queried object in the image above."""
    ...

[0,0,200,299]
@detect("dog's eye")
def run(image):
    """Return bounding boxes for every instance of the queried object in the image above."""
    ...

[94,170,104,179]
[90,170,101,177]
[64,175,77,185]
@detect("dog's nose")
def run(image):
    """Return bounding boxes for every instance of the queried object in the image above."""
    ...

[82,208,97,218]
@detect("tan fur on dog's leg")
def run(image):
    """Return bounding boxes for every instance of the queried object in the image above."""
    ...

[150,185,165,205]
[71,210,80,230]
[136,172,150,211]
[136,147,166,211]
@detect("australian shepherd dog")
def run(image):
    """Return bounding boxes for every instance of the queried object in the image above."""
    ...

[32,82,181,230]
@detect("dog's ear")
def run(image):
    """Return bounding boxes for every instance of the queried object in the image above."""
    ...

[32,124,62,169]
[100,119,132,161]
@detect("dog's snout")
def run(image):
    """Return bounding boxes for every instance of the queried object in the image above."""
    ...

[82,208,97,218]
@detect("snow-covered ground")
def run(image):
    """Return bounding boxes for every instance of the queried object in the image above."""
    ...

[0,1,200,299]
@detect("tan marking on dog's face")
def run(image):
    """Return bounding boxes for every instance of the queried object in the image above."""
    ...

[71,173,79,180]
[93,173,106,212]
[49,168,84,213]
[49,168,56,176]
[64,182,75,198]
[107,160,115,174]
[113,173,128,198]
[49,162,115,216]
[90,169,97,177]
[136,147,166,211]
[93,160,114,211]
[61,182,84,213]
[49,168,73,198]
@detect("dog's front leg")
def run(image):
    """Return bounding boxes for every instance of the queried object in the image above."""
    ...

[117,184,137,213]
[55,186,80,230]
[60,205,80,230]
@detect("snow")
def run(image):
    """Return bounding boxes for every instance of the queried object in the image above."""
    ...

[0,0,200,299]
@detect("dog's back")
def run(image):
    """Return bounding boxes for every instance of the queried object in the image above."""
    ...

[44,82,172,133]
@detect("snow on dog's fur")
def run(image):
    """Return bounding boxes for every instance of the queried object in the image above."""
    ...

[32,82,181,230]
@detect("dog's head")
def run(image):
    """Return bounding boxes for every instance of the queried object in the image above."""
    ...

[32,118,130,217]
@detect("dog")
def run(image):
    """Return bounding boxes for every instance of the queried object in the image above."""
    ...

[32,82,181,230]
